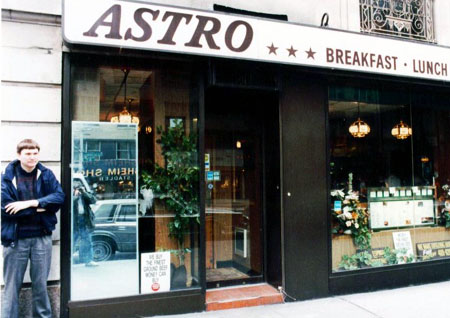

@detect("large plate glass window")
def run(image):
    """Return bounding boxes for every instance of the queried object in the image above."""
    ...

[70,61,200,300]
[329,85,450,272]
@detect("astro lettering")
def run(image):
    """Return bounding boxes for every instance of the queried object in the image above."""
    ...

[83,4,253,53]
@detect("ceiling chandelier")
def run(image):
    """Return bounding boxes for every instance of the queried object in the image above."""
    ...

[111,69,139,125]
[349,99,370,138]
[391,120,412,139]
[111,99,139,124]
[349,118,371,138]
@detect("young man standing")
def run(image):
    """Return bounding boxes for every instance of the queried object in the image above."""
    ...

[1,139,65,318]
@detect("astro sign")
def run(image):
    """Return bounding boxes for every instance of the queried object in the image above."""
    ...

[63,0,450,82]
[82,4,253,53]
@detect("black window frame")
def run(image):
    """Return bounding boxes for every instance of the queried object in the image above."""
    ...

[61,51,206,318]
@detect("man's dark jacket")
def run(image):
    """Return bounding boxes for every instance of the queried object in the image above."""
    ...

[73,190,97,233]
[1,160,65,247]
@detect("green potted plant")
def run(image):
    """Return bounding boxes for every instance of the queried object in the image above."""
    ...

[338,251,383,270]
[141,121,199,288]
[383,247,415,265]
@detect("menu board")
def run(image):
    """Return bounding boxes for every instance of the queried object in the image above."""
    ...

[368,187,435,230]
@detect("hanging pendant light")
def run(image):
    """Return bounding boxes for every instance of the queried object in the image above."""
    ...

[349,118,371,138]
[391,120,412,139]
[349,96,370,138]
[111,98,139,124]
[111,69,140,124]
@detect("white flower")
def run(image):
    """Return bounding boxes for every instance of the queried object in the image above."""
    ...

[354,223,359,229]
[344,230,352,235]
[345,191,359,201]
[331,189,345,197]
[343,206,351,214]
[445,201,450,210]
[345,221,352,227]
[343,211,352,219]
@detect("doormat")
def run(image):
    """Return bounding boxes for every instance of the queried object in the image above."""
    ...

[206,267,250,282]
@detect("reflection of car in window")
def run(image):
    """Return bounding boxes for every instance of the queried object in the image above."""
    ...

[90,199,137,261]
[94,204,117,223]
[117,205,137,222]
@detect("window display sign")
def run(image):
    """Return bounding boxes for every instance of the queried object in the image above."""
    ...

[392,231,414,263]
[417,240,450,261]
[368,187,435,230]
[140,252,171,293]
[357,247,388,265]
[205,153,210,171]
[64,0,450,82]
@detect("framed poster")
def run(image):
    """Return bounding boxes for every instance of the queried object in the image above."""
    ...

[368,187,435,230]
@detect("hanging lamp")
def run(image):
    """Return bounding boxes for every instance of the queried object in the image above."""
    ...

[391,120,412,139]
[111,69,139,124]
[349,97,370,138]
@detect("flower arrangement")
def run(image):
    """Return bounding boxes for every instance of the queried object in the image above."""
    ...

[439,184,450,228]
[331,173,371,250]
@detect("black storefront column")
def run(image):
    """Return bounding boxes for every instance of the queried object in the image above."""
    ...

[280,71,329,300]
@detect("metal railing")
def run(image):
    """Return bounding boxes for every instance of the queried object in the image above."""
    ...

[360,0,434,42]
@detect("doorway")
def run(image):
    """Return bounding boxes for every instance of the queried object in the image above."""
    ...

[205,87,281,288]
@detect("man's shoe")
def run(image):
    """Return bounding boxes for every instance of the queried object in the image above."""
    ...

[85,261,99,267]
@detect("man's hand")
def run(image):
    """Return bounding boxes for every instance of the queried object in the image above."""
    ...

[5,200,39,214]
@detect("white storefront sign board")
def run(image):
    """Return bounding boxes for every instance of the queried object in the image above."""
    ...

[63,0,450,82]
[392,231,415,263]
[140,251,171,293]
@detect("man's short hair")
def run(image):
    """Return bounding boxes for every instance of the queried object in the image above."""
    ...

[17,139,40,154]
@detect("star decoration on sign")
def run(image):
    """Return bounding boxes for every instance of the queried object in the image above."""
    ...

[305,47,316,59]
[287,45,297,57]
[267,43,278,55]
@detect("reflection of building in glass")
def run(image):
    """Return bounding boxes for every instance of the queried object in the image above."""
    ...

[72,123,137,200]
[73,139,136,164]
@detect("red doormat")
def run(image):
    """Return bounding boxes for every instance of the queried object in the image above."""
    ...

[206,283,284,311]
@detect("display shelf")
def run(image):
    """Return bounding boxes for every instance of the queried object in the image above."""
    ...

[332,226,450,270]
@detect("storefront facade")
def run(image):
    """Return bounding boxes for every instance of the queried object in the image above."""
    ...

[2,0,450,317]
[60,1,450,316]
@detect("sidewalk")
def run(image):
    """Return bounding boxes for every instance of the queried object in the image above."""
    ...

[153,280,450,318]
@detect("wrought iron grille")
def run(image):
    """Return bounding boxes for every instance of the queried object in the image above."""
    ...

[360,0,434,42]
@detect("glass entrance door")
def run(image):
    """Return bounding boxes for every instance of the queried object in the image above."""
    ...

[205,88,271,287]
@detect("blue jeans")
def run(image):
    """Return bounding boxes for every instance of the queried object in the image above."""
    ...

[2,235,52,318]
[75,217,93,264]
